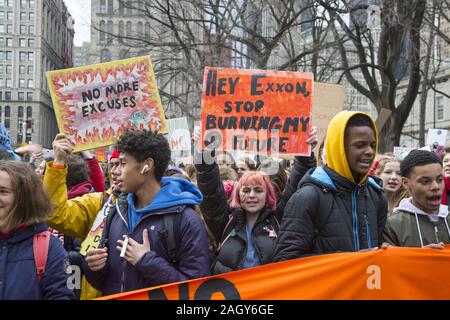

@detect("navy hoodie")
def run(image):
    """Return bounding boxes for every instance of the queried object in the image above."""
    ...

[83,177,211,296]
[0,223,75,300]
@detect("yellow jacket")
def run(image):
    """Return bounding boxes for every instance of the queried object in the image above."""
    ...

[43,162,111,300]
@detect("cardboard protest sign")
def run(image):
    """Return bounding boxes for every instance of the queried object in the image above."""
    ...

[312,82,346,151]
[426,128,448,147]
[200,67,313,156]
[47,56,167,152]
[166,117,192,165]
[95,148,107,163]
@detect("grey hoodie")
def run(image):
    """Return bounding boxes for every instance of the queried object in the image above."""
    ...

[383,198,450,247]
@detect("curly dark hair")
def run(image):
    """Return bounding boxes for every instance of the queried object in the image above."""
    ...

[117,129,171,182]
[400,150,442,178]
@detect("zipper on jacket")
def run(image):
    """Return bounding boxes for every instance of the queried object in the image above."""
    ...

[364,215,372,248]
[352,188,360,251]
[433,222,440,244]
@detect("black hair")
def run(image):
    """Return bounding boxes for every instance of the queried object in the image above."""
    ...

[400,150,442,178]
[117,129,171,182]
[66,154,90,189]
[346,114,374,130]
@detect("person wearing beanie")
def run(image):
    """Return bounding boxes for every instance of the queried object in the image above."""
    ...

[274,111,387,261]
[383,150,450,248]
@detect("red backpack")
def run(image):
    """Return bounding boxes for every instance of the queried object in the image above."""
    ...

[32,231,51,283]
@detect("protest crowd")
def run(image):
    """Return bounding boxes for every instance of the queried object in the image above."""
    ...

[1,62,450,300]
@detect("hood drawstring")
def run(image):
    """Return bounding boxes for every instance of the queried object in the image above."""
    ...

[414,212,425,248]
[443,218,450,240]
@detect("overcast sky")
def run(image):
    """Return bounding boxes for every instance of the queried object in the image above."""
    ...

[64,0,91,46]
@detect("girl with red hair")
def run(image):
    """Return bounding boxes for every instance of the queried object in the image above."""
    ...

[197,167,280,275]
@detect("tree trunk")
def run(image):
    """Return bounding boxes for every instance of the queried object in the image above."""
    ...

[377,115,401,153]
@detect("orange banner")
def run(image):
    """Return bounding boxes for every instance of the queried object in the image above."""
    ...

[200,68,313,156]
[99,246,450,300]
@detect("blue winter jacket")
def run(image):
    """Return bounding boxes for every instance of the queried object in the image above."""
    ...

[83,177,211,296]
[0,223,75,300]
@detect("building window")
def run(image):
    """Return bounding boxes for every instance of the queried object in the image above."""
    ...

[5,78,12,87]
[27,79,33,88]
[0,25,4,33]
[99,20,105,44]
[19,79,25,88]
[20,0,26,8]
[107,20,113,43]
[29,25,34,34]
[0,11,4,20]
[6,24,12,33]
[126,21,132,37]
[27,106,32,118]
[100,48,112,62]
[19,65,25,74]
[28,52,34,61]
[119,1,124,14]
[5,92,11,100]
[107,0,114,14]
[100,0,106,13]
[137,22,143,36]
[437,96,444,120]
[29,12,34,20]
[19,38,26,46]
[20,12,26,21]
[28,38,34,47]
[6,37,12,46]
[18,92,25,101]
[28,65,33,74]
[19,51,26,61]
[29,0,34,8]
[7,11,11,19]
[6,51,12,60]
[20,24,26,34]
[118,20,124,40]
[4,106,10,129]
[27,92,33,101]
[5,64,11,74]
[0,65,2,74]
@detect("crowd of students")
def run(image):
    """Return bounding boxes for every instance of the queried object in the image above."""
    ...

[0,109,449,300]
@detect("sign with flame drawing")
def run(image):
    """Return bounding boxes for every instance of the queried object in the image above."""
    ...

[47,56,167,152]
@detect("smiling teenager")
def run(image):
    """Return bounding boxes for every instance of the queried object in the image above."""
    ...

[375,158,407,215]
[274,111,388,260]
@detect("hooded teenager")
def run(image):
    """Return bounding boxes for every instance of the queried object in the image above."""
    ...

[383,150,450,248]
[274,111,387,260]
[83,130,210,296]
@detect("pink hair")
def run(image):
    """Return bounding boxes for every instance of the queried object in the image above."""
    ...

[231,171,277,210]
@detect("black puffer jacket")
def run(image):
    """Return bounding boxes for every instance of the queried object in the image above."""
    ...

[195,161,279,275]
[274,166,387,261]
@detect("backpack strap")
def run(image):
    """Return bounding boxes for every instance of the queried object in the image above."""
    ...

[311,185,334,236]
[100,195,117,249]
[33,231,51,283]
[163,212,182,264]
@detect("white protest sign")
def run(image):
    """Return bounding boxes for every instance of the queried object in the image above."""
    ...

[426,128,448,147]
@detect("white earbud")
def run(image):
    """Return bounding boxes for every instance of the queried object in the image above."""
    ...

[141,164,149,175]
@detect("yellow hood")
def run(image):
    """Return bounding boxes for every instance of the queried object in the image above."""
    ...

[325,110,378,184]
